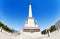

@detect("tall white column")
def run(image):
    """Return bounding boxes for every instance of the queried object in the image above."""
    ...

[29,3,32,17]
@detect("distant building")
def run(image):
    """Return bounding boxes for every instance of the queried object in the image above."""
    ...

[55,20,60,30]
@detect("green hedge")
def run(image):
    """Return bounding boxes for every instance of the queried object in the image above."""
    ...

[41,25,56,34]
[0,21,14,33]
[49,25,56,32]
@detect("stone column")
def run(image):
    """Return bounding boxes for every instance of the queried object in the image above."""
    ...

[0,26,2,32]
[57,27,60,32]
[48,31,50,37]
[47,29,50,37]
[29,3,32,17]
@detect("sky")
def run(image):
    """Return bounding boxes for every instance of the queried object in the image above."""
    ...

[0,0,60,31]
